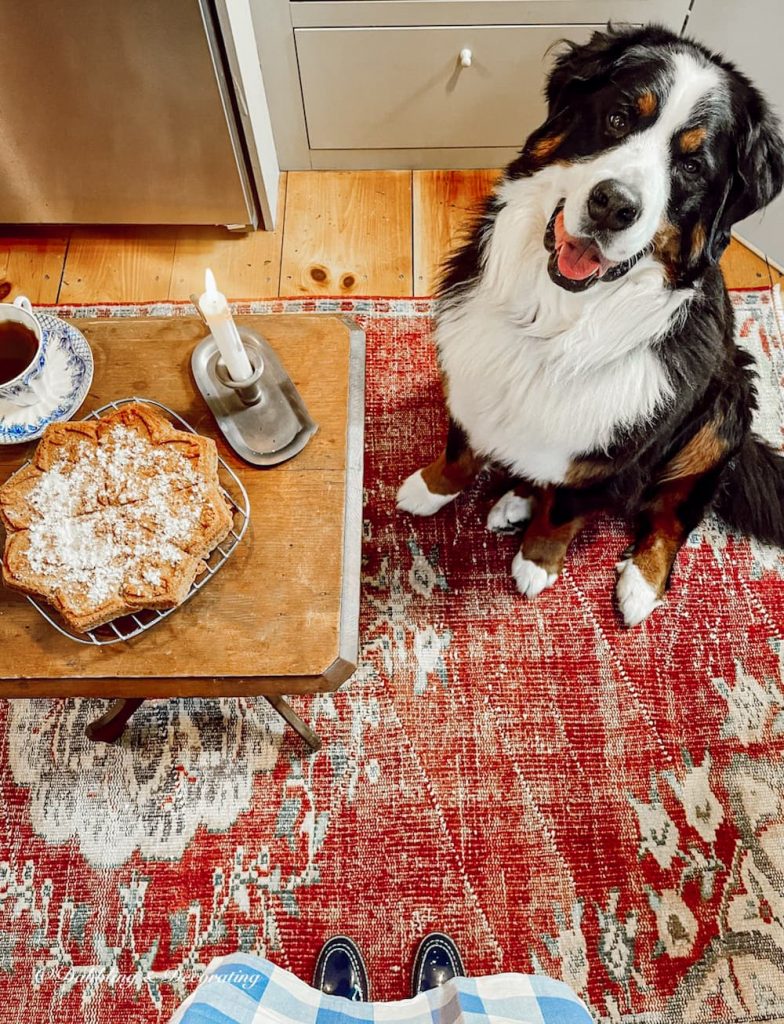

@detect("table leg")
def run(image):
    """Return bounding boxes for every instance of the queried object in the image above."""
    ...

[84,696,321,751]
[86,698,146,743]
[264,696,322,752]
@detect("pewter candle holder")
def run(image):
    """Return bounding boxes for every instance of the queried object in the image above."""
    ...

[191,327,317,466]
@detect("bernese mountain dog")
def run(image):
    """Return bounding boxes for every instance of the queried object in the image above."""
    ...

[397,24,784,627]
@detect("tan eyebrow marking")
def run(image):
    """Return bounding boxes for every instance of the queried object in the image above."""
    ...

[637,92,658,116]
[679,126,707,153]
[530,132,566,161]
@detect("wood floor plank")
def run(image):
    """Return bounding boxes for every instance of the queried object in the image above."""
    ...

[413,170,501,296]
[59,227,179,303]
[721,237,771,290]
[280,171,412,296]
[169,175,287,301]
[8,175,779,306]
[0,230,69,304]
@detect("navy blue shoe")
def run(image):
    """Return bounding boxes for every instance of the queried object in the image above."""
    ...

[411,932,466,995]
[313,935,370,1001]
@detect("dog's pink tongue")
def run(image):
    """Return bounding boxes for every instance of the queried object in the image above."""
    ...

[558,240,603,281]
[554,211,603,281]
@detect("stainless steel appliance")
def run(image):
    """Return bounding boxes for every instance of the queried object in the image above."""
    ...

[0,0,271,228]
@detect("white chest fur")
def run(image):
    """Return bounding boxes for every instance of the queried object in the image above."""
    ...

[438,301,669,482]
[436,177,692,485]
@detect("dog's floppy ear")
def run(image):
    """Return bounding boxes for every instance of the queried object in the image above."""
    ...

[512,25,630,168]
[508,24,643,175]
[707,96,784,261]
[545,28,623,118]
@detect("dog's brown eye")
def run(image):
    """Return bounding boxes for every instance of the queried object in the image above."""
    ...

[607,111,628,134]
[682,157,702,176]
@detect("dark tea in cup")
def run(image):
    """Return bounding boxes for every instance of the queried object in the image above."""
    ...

[0,321,39,385]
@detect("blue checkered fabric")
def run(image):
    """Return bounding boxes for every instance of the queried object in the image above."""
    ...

[169,953,594,1024]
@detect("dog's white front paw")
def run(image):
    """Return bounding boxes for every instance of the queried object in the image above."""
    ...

[511,551,558,598]
[487,490,532,533]
[396,470,456,516]
[615,558,664,627]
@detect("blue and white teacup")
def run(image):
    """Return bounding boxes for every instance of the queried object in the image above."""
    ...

[0,296,48,408]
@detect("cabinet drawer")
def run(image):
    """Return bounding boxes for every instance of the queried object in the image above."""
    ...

[295,24,601,149]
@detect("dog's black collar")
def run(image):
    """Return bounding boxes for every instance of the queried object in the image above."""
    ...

[544,200,653,292]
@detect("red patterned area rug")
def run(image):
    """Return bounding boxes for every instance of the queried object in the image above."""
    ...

[1,290,784,1024]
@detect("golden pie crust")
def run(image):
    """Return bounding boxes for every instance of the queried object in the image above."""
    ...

[0,403,233,633]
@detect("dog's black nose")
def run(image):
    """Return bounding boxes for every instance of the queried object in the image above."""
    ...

[587,180,642,232]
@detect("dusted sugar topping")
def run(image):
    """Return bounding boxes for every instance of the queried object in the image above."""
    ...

[25,425,208,604]
[0,403,233,632]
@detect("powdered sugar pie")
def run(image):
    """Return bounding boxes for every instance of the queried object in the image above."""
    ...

[0,402,233,632]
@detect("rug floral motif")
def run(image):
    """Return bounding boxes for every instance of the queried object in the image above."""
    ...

[0,290,783,1023]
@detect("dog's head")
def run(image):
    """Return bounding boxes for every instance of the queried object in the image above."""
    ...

[509,25,784,290]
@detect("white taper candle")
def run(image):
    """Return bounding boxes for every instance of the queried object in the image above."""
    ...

[198,268,253,382]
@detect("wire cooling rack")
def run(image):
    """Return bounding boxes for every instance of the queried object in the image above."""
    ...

[23,397,250,645]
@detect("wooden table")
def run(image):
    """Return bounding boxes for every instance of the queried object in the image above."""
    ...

[0,315,365,748]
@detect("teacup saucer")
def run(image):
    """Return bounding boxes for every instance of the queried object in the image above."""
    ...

[0,313,94,445]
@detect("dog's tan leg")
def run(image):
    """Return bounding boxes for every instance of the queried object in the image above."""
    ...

[511,486,587,597]
[616,473,719,627]
[617,423,730,626]
[397,420,483,516]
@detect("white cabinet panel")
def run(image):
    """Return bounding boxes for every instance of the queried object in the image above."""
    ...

[292,2,688,28]
[296,24,600,150]
[256,0,691,168]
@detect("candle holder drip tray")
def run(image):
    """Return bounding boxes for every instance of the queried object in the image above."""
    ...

[192,327,317,466]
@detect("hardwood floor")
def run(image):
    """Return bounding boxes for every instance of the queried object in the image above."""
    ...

[0,171,778,302]
[0,229,68,303]
[280,171,412,296]
[413,169,502,296]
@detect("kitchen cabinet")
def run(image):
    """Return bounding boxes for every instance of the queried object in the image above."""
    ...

[252,0,691,169]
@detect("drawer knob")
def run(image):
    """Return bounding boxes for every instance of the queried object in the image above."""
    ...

[459,47,472,68]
